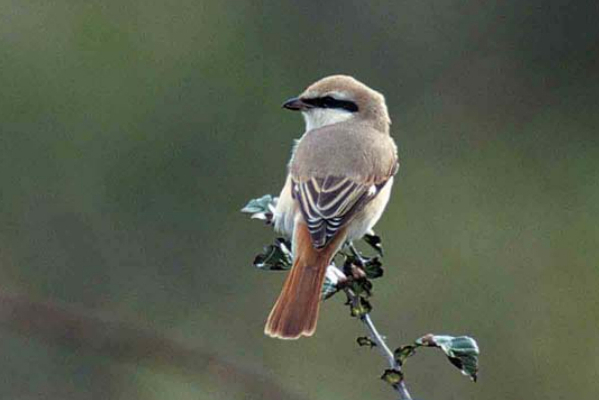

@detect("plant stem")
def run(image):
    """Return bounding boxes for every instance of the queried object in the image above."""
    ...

[344,285,411,400]
[361,313,412,399]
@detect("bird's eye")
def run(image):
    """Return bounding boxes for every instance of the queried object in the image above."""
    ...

[320,96,336,108]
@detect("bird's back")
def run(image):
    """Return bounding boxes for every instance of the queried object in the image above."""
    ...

[290,122,397,182]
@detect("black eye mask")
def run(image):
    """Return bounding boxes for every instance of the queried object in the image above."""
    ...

[302,96,359,112]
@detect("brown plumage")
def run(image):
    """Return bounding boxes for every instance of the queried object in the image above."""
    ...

[266,75,398,339]
[264,223,347,339]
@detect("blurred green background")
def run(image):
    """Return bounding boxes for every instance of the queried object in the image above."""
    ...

[1,1,598,399]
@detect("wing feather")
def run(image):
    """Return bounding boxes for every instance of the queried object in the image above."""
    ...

[292,172,395,248]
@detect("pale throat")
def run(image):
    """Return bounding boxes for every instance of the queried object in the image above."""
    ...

[302,108,354,132]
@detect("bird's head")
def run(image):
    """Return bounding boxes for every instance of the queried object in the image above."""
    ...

[282,75,390,133]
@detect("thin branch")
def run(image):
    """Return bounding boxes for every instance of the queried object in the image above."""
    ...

[0,291,311,400]
[346,288,412,400]
[361,313,412,399]
[244,196,479,399]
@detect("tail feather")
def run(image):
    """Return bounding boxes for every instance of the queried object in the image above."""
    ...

[265,223,345,339]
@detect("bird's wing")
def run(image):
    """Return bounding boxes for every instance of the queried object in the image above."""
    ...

[292,163,398,248]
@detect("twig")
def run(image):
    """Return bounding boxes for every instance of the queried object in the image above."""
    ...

[244,197,479,398]
[346,288,412,400]
[362,314,412,399]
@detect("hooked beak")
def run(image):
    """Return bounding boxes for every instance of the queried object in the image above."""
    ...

[282,97,309,111]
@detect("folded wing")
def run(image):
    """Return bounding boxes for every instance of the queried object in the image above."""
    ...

[292,174,393,248]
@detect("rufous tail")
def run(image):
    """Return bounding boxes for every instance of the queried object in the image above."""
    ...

[264,222,346,339]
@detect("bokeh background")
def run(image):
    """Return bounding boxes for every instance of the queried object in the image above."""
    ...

[1,1,598,399]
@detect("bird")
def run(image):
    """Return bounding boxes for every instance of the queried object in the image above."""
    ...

[266,75,399,339]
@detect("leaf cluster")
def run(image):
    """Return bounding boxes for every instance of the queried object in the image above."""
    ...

[389,334,479,382]
[243,194,481,393]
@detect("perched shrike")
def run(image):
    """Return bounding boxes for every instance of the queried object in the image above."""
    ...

[265,75,399,339]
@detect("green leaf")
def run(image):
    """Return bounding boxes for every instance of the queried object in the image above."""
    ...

[321,277,339,299]
[380,369,403,385]
[253,238,292,270]
[350,297,372,318]
[416,334,480,382]
[361,257,384,279]
[356,336,377,348]
[321,265,348,300]
[363,233,384,257]
[346,277,373,297]
[341,241,384,280]
[393,345,417,365]
[241,195,276,222]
